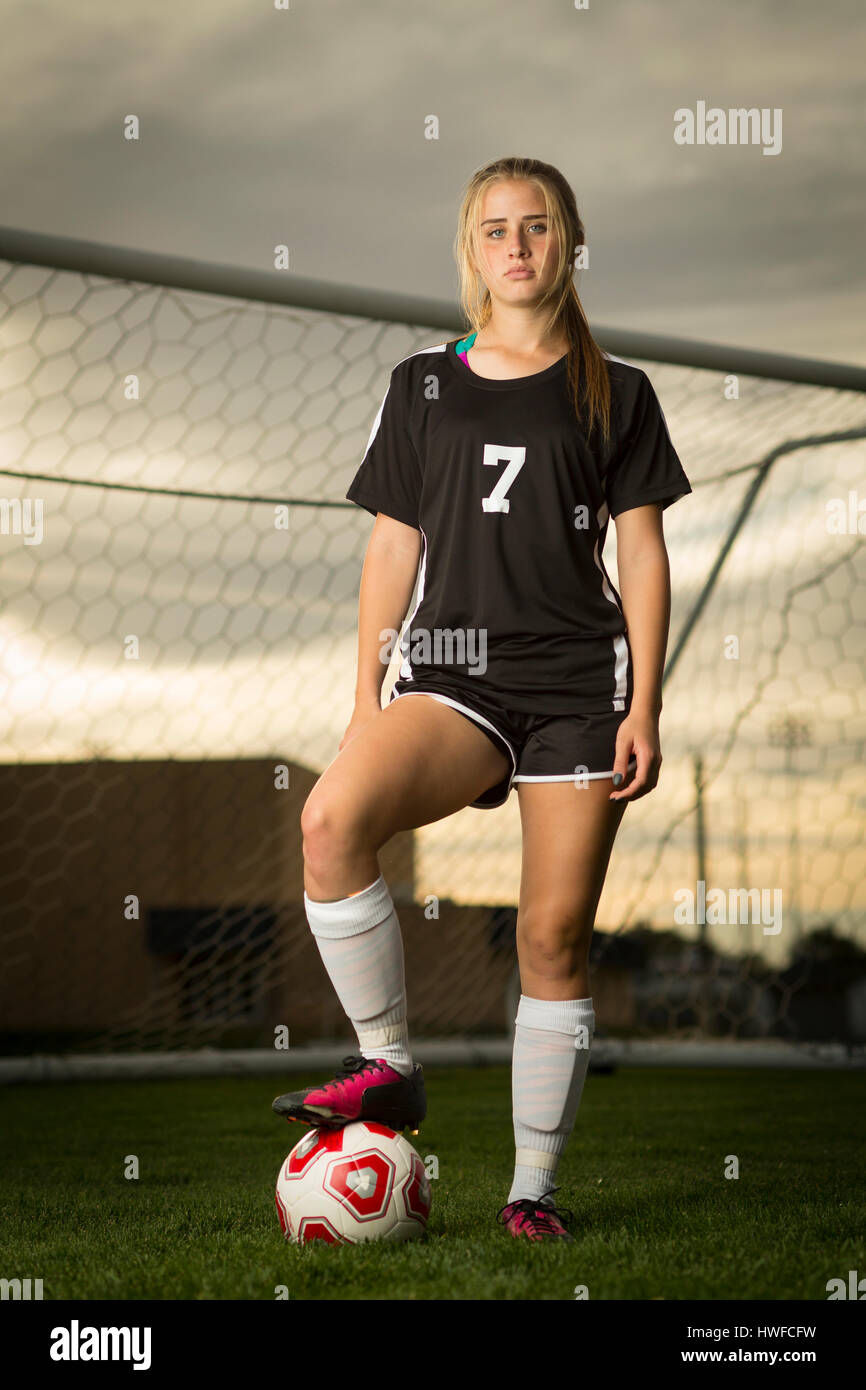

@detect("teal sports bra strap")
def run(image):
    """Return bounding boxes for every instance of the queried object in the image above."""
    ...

[455,331,477,354]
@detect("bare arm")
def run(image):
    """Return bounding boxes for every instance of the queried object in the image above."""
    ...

[608,503,671,800]
[353,513,422,708]
[614,503,671,719]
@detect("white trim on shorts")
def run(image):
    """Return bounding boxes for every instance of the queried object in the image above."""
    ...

[388,686,640,794]
[513,756,638,784]
[387,686,518,783]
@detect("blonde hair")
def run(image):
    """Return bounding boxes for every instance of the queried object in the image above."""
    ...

[453,155,612,447]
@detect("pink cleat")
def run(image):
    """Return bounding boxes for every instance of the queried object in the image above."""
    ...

[496,1189,575,1242]
[272,1054,425,1134]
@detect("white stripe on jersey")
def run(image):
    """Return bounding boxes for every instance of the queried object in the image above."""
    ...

[602,352,641,369]
[593,498,630,711]
[361,343,447,465]
[398,525,430,681]
[364,346,444,685]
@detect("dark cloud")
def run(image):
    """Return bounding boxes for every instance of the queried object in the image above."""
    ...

[1,0,863,361]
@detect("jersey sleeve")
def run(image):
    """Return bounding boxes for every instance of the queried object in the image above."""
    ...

[345,364,422,529]
[604,369,692,519]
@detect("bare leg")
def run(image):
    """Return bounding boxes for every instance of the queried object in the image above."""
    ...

[302,694,511,901]
[515,779,628,998]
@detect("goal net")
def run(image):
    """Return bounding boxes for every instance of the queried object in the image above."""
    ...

[1,237,864,1069]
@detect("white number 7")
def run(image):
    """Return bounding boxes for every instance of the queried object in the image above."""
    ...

[481,444,526,513]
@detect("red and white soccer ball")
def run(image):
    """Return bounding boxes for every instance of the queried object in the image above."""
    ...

[275,1120,431,1245]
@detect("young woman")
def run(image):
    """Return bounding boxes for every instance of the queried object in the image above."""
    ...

[273,155,692,1243]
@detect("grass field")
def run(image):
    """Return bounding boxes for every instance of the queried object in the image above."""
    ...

[1,1065,862,1301]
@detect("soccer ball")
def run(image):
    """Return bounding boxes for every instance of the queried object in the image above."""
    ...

[275,1120,431,1245]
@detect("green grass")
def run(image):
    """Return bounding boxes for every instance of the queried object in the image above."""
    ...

[0,1066,862,1300]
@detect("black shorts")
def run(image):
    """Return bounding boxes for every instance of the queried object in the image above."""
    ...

[388,675,638,810]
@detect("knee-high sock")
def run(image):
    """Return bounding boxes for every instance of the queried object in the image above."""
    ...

[508,994,595,1204]
[304,874,413,1076]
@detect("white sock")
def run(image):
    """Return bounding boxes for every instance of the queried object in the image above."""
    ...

[507,994,595,1205]
[304,874,413,1077]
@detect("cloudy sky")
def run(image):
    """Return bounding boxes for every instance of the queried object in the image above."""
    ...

[3,0,865,363]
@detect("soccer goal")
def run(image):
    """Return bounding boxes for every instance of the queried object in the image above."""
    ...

[0,226,864,1081]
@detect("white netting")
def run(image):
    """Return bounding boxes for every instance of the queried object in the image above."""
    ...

[0,257,864,1056]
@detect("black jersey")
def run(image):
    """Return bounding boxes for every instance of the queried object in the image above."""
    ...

[345,337,692,714]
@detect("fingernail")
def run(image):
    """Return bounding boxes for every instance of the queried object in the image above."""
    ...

[613,773,623,787]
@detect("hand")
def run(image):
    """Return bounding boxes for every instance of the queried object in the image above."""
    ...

[339,697,382,753]
[609,708,662,802]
